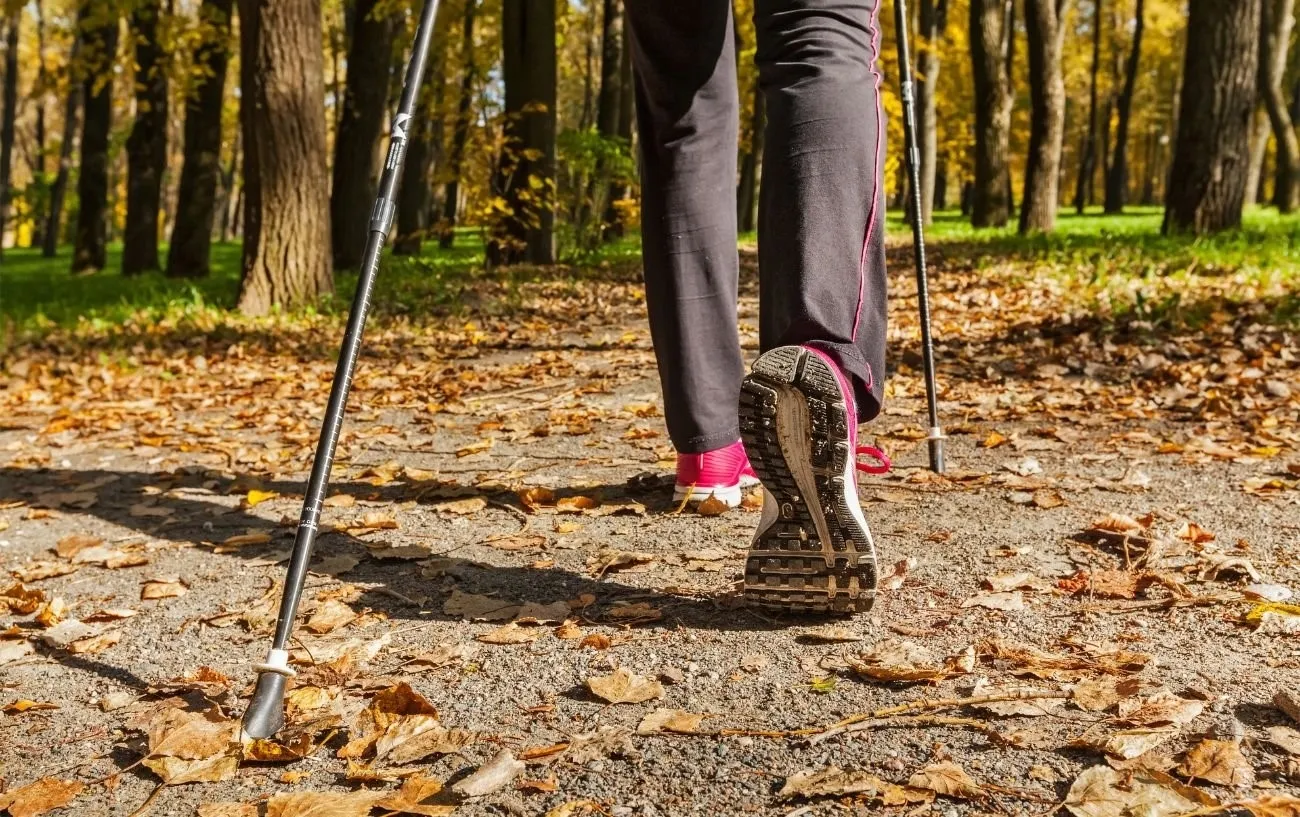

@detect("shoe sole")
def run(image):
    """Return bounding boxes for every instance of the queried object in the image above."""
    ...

[738,346,877,615]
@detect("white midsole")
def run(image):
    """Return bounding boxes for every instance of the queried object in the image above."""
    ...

[673,476,760,507]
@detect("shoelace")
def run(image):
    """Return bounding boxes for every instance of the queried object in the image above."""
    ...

[856,445,892,475]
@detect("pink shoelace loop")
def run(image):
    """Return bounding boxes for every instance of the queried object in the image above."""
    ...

[856,445,891,475]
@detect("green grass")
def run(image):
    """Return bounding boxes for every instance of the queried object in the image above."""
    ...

[2,207,1296,338]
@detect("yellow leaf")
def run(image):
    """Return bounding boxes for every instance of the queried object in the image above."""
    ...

[245,489,280,507]
[0,778,85,817]
[586,667,664,704]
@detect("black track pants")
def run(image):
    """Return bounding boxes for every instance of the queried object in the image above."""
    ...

[626,0,888,453]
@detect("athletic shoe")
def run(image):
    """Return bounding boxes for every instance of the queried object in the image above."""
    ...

[738,345,891,614]
[672,440,761,507]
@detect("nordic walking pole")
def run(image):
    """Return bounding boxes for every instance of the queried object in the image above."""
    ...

[892,0,946,473]
[241,0,442,740]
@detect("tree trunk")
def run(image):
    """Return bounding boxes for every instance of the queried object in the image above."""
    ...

[236,0,332,314]
[1102,0,1143,213]
[71,4,118,274]
[488,0,556,266]
[934,157,948,210]
[0,9,18,256]
[122,0,168,275]
[330,0,394,272]
[440,0,477,249]
[30,2,47,249]
[969,0,1014,227]
[604,4,634,239]
[1261,0,1298,212]
[44,36,79,258]
[394,38,446,257]
[218,128,239,241]
[1244,106,1272,206]
[736,81,764,233]
[916,0,948,226]
[1019,0,1070,232]
[1163,0,1262,235]
[166,0,232,278]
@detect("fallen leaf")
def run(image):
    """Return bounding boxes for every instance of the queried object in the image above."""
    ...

[477,622,540,645]
[1087,570,1141,600]
[34,598,66,628]
[779,766,931,804]
[483,533,546,551]
[1242,795,1300,817]
[451,749,525,798]
[305,600,358,634]
[0,641,34,664]
[265,791,383,817]
[848,640,947,683]
[636,708,706,735]
[442,590,519,622]
[245,489,280,508]
[54,533,102,559]
[556,495,599,513]
[1063,765,1197,817]
[1071,677,1143,712]
[1032,489,1067,509]
[11,561,78,582]
[3,699,59,714]
[907,762,985,800]
[339,682,438,759]
[0,779,86,817]
[587,549,656,576]
[2,582,45,614]
[586,667,664,704]
[983,572,1050,593]
[696,495,729,516]
[310,554,360,576]
[1278,690,1300,725]
[800,625,864,643]
[1266,726,1300,756]
[197,805,259,817]
[1092,514,1147,534]
[1176,522,1215,544]
[375,773,455,816]
[1116,689,1205,728]
[434,496,486,516]
[455,437,495,458]
[1096,727,1181,760]
[1178,739,1254,787]
[221,531,273,547]
[961,591,1026,611]
[141,577,188,600]
[142,754,239,785]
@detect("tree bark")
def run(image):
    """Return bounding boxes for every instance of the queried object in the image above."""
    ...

[1261,0,1298,212]
[236,0,332,314]
[1102,0,1143,213]
[30,1,47,249]
[394,35,446,257]
[166,0,232,278]
[44,35,79,257]
[330,0,394,272]
[440,0,477,249]
[122,0,168,274]
[488,0,556,265]
[1019,0,1070,232]
[1244,106,1272,206]
[916,0,948,226]
[969,0,1014,227]
[1163,0,1262,235]
[71,3,118,274]
[604,3,634,239]
[0,9,18,256]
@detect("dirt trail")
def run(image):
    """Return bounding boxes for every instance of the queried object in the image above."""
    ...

[1,260,1298,816]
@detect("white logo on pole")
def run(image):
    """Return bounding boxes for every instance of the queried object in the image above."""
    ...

[393,114,411,141]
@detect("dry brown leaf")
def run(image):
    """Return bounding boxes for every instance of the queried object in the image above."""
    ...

[375,773,456,816]
[483,533,546,551]
[1092,513,1147,533]
[1087,570,1141,600]
[1032,489,1067,509]
[1178,739,1254,787]
[143,754,239,785]
[1241,795,1300,817]
[442,589,519,622]
[1266,726,1300,756]
[2,582,45,614]
[518,487,557,509]
[1176,522,1216,544]
[338,682,438,759]
[1277,690,1300,726]
[1096,727,1180,760]
[434,496,486,516]
[586,667,664,704]
[455,437,495,458]
[141,577,188,600]
[778,766,932,805]
[0,778,86,817]
[961,591,1026,611]
[197,804,259,817]
[477,622,540,645]
[514,601,571,624]
[304,599,358,634]
[54,533,102,559]
[1115,689,1205,727]
[3,699,59,714]
[221,531,273,547]
[695,495,730,516]
[983,572,1050,593]
[556,495,599,513]
[1071,677,1143,712]
[800,625,864,643]
[907,762,985,800]
[587,549,656,576]
[34,598,66,628]
[450,749,525,798]
[310,554,360,576]
[265,791,383,817]
[554,621,584,640]
[382,722,475,766]
[1063,765,1198,817]
[636,708,706,735]
[11,561,78,582]
[848,639,947,683]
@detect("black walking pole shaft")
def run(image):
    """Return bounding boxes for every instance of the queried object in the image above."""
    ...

[892,0,946,473]
[242,0,442,740]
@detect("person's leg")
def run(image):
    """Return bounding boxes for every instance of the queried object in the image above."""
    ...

[754,0,887,421]
[625,1,745,455]
[739,0,887,614]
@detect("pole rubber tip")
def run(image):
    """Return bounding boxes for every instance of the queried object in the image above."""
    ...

[928,437,946,474]
[240,671,287,741]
